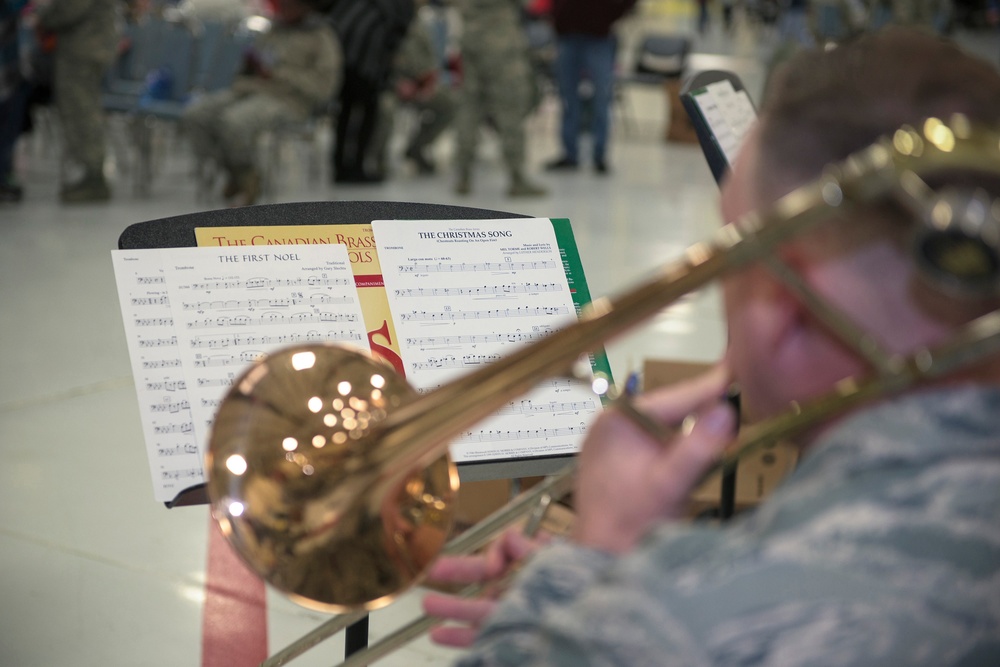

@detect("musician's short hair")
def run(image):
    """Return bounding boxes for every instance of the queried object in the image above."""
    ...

[757,28,1000,202]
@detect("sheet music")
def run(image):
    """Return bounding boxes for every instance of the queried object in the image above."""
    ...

[113,245,370,502]
[692,79,757,167]
[372,218,601,463]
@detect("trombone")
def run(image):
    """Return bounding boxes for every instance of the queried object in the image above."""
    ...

[205,116,1000,665]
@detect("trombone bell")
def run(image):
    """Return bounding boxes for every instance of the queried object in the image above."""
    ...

[206,344,458,612]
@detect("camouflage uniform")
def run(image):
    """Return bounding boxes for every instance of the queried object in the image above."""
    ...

[458,386,1000,666]
[36,0,118,201]
[183,14,341,202]
[371,17,457,175]
[453,0,545,196]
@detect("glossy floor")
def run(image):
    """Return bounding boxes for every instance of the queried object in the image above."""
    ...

[1,13,997,667]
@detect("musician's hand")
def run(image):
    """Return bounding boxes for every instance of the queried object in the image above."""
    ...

[572,365,736,554]
[422,528,546,647]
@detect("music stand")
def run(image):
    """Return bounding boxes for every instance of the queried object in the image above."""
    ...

[680,74,757,519]
[118,200,584,662]
[680,70,757,186]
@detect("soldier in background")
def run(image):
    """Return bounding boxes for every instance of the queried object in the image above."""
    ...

[0,0,29,202]
[452,0,546,197]
[326,0,414,184]
[370,14,457,176]
[33,0,118,203]
[182,0,341,206]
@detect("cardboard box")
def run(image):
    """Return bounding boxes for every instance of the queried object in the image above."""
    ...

[642,359,798,515]
[453,477,574,538]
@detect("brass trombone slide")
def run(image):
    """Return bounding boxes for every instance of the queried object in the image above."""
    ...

[204,118,1000,664]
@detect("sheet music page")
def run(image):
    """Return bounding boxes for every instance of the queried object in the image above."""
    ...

[113,245,370,502]
[113,249,201,502]
[372,218,601,463]
[692,79,756,167]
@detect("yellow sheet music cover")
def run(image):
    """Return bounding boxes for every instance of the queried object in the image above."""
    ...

[194,224,406,376]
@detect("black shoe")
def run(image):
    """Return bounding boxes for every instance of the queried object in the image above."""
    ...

[595,160,610,175]
[334,171,384,185]
[545,156,579,171]
[0,182,23,202]
[405,147,436,175]
[60,175,111,204]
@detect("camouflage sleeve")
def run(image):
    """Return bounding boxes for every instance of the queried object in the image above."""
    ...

[270,26,343,110]
[36,0,95,31]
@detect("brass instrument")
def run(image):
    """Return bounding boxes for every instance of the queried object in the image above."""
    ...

[206,117,1000,664]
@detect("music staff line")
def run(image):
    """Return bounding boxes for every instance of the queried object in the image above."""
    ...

[181,294,350,311]
[452,425,587,444]
[411,354,501,371]
[161,467,203,481]
[135,317,174,327]
[157,444,199,457]
[405,331,549,347]
[185,312,358,330]
[393,283,563,298]
[399,260,559,273]
[189,330,363,349]
[193,352,264,368]
[139,336,178,348]
[400,306,568,322]
[143,358,182,369]
[153,421,193,435]
[145,380,186,392]
[131,296,170,306]
[150,399,190,414]
[188,276,349,291]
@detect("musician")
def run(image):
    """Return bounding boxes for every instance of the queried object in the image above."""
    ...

[423,28,1000,665]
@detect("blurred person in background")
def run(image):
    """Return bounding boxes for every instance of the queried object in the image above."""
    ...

[182,0,341,206]
[453,0,546,197]
[326,0,414,184]
[0,0,29,202]
[543,0,636,175]
[370,11,456,177]
[33,0,117,203]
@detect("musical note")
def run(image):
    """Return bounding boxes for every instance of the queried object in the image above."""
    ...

[153,421,194,435]
[142,358,182,369]
[189,330,362,349]
[411,353,503,371]
[135,317,174,327]
[131,296,170,306]
[137,275,166,284]
[144,380,187,392]
[393,283,563,298]
[138,336,178,348]
[399,306,569,322]
[161,467,202,480]
[149,399,191,414]
[197,374,235,388]
[185,312,357,329]
[192,351,265,368]
[157,444,199,457]
[190,276,350,290]
[453,425,587,444]
[495,399,597,416]
[405,332,547,347]
[399,260,559,273]
[181,294,350,311]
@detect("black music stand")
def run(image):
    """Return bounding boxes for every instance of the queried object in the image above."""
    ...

[680,70,756,186]
[118,200,581,661]
[681,74,757,519]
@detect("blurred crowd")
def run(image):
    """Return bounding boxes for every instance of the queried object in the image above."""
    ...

[0,0,992,205]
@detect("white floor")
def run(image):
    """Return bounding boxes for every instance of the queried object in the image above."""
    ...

[1,11,996,667]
